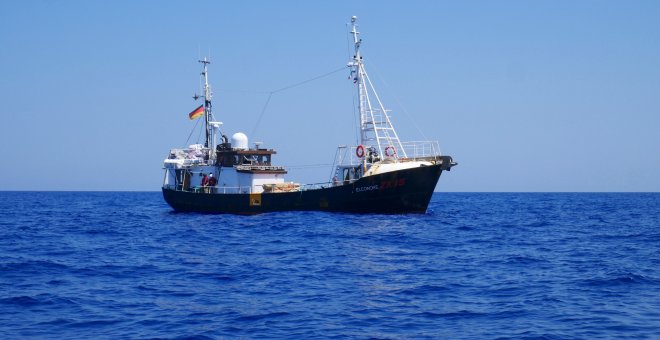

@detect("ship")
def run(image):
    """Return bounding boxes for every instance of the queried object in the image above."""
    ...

[162,16,456,214]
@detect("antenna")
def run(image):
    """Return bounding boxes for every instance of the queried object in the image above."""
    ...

[198,57,213,150]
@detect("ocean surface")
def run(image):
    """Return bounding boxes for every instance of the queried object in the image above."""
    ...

[0,192,659,339]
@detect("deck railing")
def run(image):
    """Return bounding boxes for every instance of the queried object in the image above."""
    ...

[334,140,442,166]
[163,181,346,194]
[235,165,286,171]
[163,184,253,194]
[299,181,337,191]
[398,141,442,160]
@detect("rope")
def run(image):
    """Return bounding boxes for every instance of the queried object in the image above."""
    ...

[251,66,347,136]
[185,66,347,147]
[368,59,429,141]
[251,92,273,137]
[185,117,201,146]
[271,66,347,94]
[196,118,204,144]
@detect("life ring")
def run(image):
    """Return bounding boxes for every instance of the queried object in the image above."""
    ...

[356,145,365,158]
[385,146,396,157]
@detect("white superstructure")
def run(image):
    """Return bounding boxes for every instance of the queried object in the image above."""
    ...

[162,59,292,195]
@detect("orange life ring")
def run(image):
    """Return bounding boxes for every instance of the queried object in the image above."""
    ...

[385,146,396,157]
[356,145,365,158]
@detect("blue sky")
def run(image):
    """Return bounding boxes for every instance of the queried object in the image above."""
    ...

[1,1,659,192]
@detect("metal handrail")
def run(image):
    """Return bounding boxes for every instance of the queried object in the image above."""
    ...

[163,184,253,194]
[300,181,336,191]
[334,140,442,166]
[235,165,286,171]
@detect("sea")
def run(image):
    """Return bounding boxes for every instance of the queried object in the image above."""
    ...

[0,192,658,339]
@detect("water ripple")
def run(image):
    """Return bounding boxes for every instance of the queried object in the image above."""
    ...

[0,192,658,338]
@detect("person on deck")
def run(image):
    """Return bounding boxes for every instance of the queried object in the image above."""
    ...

[208,174,217,186]
[201,173,209,187]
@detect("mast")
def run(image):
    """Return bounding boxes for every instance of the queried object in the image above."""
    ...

[199,57,212,149]
[349,16,407,159]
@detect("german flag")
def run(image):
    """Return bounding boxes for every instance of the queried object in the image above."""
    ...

[188,105,204,120]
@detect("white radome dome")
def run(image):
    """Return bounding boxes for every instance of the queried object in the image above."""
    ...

[231,132,249,150]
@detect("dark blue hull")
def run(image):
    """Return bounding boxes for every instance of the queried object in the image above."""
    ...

[163,164,446,214]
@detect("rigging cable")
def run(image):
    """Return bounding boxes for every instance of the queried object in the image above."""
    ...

[196,118,204,144]
[185,116,201,146]
[250,66,347,137]
[185,66,347,147]
[368,59,429,141]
